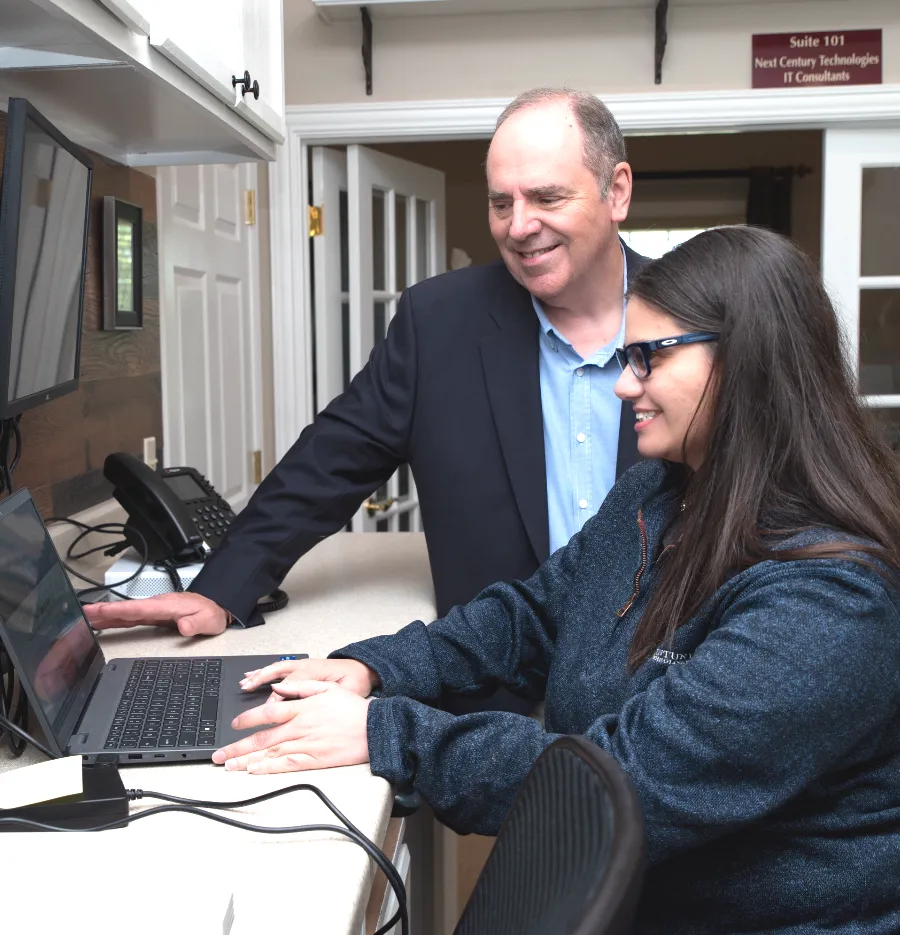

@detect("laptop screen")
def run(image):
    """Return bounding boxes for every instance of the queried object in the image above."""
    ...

[0,490,99,743]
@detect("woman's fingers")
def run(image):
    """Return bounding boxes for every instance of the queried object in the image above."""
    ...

[270,679,333,700]
[240,659,305,690]
[219,744,320,773]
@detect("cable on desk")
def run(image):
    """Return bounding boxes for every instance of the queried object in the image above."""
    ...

[130,783,408,935]
[0,645,29,757]
[0,712,55,760]
[46,517,149,602]
[0,799,408,935]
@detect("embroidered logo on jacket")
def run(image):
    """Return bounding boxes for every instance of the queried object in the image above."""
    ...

[652,648,692,665]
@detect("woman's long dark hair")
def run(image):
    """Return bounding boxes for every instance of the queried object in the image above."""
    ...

[627,226,900,668]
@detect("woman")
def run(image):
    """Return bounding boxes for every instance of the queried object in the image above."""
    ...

[215,227,900,933]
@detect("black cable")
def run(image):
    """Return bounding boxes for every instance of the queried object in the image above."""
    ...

[46,518,149,601]
[0,802,408,935]
[129,782,407,934]
[0,645,27,757]
[156,558,184,593]
[8,415,21,473]
[0,711,55,759]
[0,726,407,934]
[0,417,14,496]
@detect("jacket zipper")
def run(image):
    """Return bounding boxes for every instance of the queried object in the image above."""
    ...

[616,508,648,618]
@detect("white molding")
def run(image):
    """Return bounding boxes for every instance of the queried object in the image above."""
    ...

[285,85,900,141]
[270,140,314,459]
[270,85,900,451]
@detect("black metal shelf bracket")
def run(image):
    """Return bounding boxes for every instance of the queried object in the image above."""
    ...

[361,6,373,95]
[655,0,669,85]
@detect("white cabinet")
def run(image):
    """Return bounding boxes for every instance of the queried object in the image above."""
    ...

[0,0,285,165]
[234,0,286,144]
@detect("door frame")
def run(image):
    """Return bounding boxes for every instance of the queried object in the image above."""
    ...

[269,83,900,458]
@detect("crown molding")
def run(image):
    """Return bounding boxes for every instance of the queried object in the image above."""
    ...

[285,85,900,142]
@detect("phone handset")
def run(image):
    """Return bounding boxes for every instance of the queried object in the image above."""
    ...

[104,452,204,564]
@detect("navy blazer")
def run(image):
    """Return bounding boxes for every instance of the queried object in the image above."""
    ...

[191,245,650,621]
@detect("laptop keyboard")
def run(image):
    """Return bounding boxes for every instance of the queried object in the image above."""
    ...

[104,658,221,750]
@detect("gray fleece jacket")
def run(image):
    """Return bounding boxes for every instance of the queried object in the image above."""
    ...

[333,459,900,934]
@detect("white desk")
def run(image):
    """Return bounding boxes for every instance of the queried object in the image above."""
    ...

[0,532,435,935]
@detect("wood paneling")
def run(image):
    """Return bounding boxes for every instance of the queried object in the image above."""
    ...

[0,111,162,518]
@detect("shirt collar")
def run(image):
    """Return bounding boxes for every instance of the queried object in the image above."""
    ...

[531,241,628,355]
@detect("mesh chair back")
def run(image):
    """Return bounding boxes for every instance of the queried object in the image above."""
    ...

[454,736,644,935]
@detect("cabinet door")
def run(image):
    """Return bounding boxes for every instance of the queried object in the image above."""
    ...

[144,0,244,105]
[233,0,286,143]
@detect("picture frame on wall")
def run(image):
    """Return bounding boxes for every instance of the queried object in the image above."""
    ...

[102,196,143,330]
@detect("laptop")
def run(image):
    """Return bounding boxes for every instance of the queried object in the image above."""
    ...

[0,488,307,765]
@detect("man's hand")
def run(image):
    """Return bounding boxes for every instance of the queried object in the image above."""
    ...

[212,681,371,774]
[240,658,380,697]
[83,592,229,637]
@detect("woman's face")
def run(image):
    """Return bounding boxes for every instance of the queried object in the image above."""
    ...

[614,297,717,469]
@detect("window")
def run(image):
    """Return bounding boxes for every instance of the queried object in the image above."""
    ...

[620,228,710,259]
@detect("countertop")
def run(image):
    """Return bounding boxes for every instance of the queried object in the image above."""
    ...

[0,531,436,935]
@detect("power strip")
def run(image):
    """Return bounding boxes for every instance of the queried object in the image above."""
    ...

[0,760,128,831]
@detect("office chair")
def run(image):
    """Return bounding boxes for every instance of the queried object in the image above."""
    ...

[453,736,645,935]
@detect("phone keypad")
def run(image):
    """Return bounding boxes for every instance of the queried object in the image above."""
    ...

[190,500,236,548]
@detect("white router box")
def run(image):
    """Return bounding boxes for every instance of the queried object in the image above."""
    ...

[104,552,204,599]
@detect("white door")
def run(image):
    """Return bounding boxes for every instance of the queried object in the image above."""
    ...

[311,145,445,532]
[822,130,900,445]
[157,162,264,513]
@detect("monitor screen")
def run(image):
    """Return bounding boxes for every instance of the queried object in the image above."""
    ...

[0,98,92,417]
[0,490,99,746]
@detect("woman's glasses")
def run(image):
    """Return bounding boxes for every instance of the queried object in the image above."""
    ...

[615,332,720,379]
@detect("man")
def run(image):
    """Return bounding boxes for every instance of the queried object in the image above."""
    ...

[86,88,648,639]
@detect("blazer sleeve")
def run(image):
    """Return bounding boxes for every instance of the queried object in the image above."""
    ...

[360,563,900,856]
[189,291,419,624]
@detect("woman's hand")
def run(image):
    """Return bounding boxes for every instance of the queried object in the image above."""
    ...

[212,680,372,774]
[240,658,380,698]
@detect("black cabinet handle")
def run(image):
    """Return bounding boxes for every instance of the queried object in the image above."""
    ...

[232,69,260,100]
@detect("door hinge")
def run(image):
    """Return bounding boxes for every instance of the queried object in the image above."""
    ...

[308,205,323,237]
[252,450,262,485]
[244,189,256,226]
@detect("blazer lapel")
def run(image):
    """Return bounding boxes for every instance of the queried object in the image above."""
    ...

[480,277,550,565]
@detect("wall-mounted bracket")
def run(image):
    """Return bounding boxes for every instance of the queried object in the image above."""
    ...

[655,0,669,85]
[361,6,373,95]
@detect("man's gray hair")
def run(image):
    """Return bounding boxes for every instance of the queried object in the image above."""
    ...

[495,88,627,198]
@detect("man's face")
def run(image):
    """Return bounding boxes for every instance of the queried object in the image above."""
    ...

[486,102,630,304]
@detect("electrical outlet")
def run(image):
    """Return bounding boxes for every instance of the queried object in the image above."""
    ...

[142,436,157,470]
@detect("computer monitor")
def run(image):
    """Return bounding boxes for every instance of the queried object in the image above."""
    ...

[0,98,92,419]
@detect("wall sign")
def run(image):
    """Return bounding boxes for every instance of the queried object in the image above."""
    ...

[752,29,882,88]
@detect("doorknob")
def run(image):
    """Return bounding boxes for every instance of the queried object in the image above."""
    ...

[363,496,396,517]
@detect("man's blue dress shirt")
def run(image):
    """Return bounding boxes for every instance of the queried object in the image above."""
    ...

[532,249,627,553]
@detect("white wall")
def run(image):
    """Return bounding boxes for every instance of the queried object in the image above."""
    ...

[285,0,900,105]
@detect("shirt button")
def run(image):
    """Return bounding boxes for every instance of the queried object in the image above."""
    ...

[576,368,584,377]
[579,498,588,509]
[576,432,586,444]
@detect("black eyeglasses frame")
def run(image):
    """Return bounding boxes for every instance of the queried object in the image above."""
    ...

[615,331,720,379]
